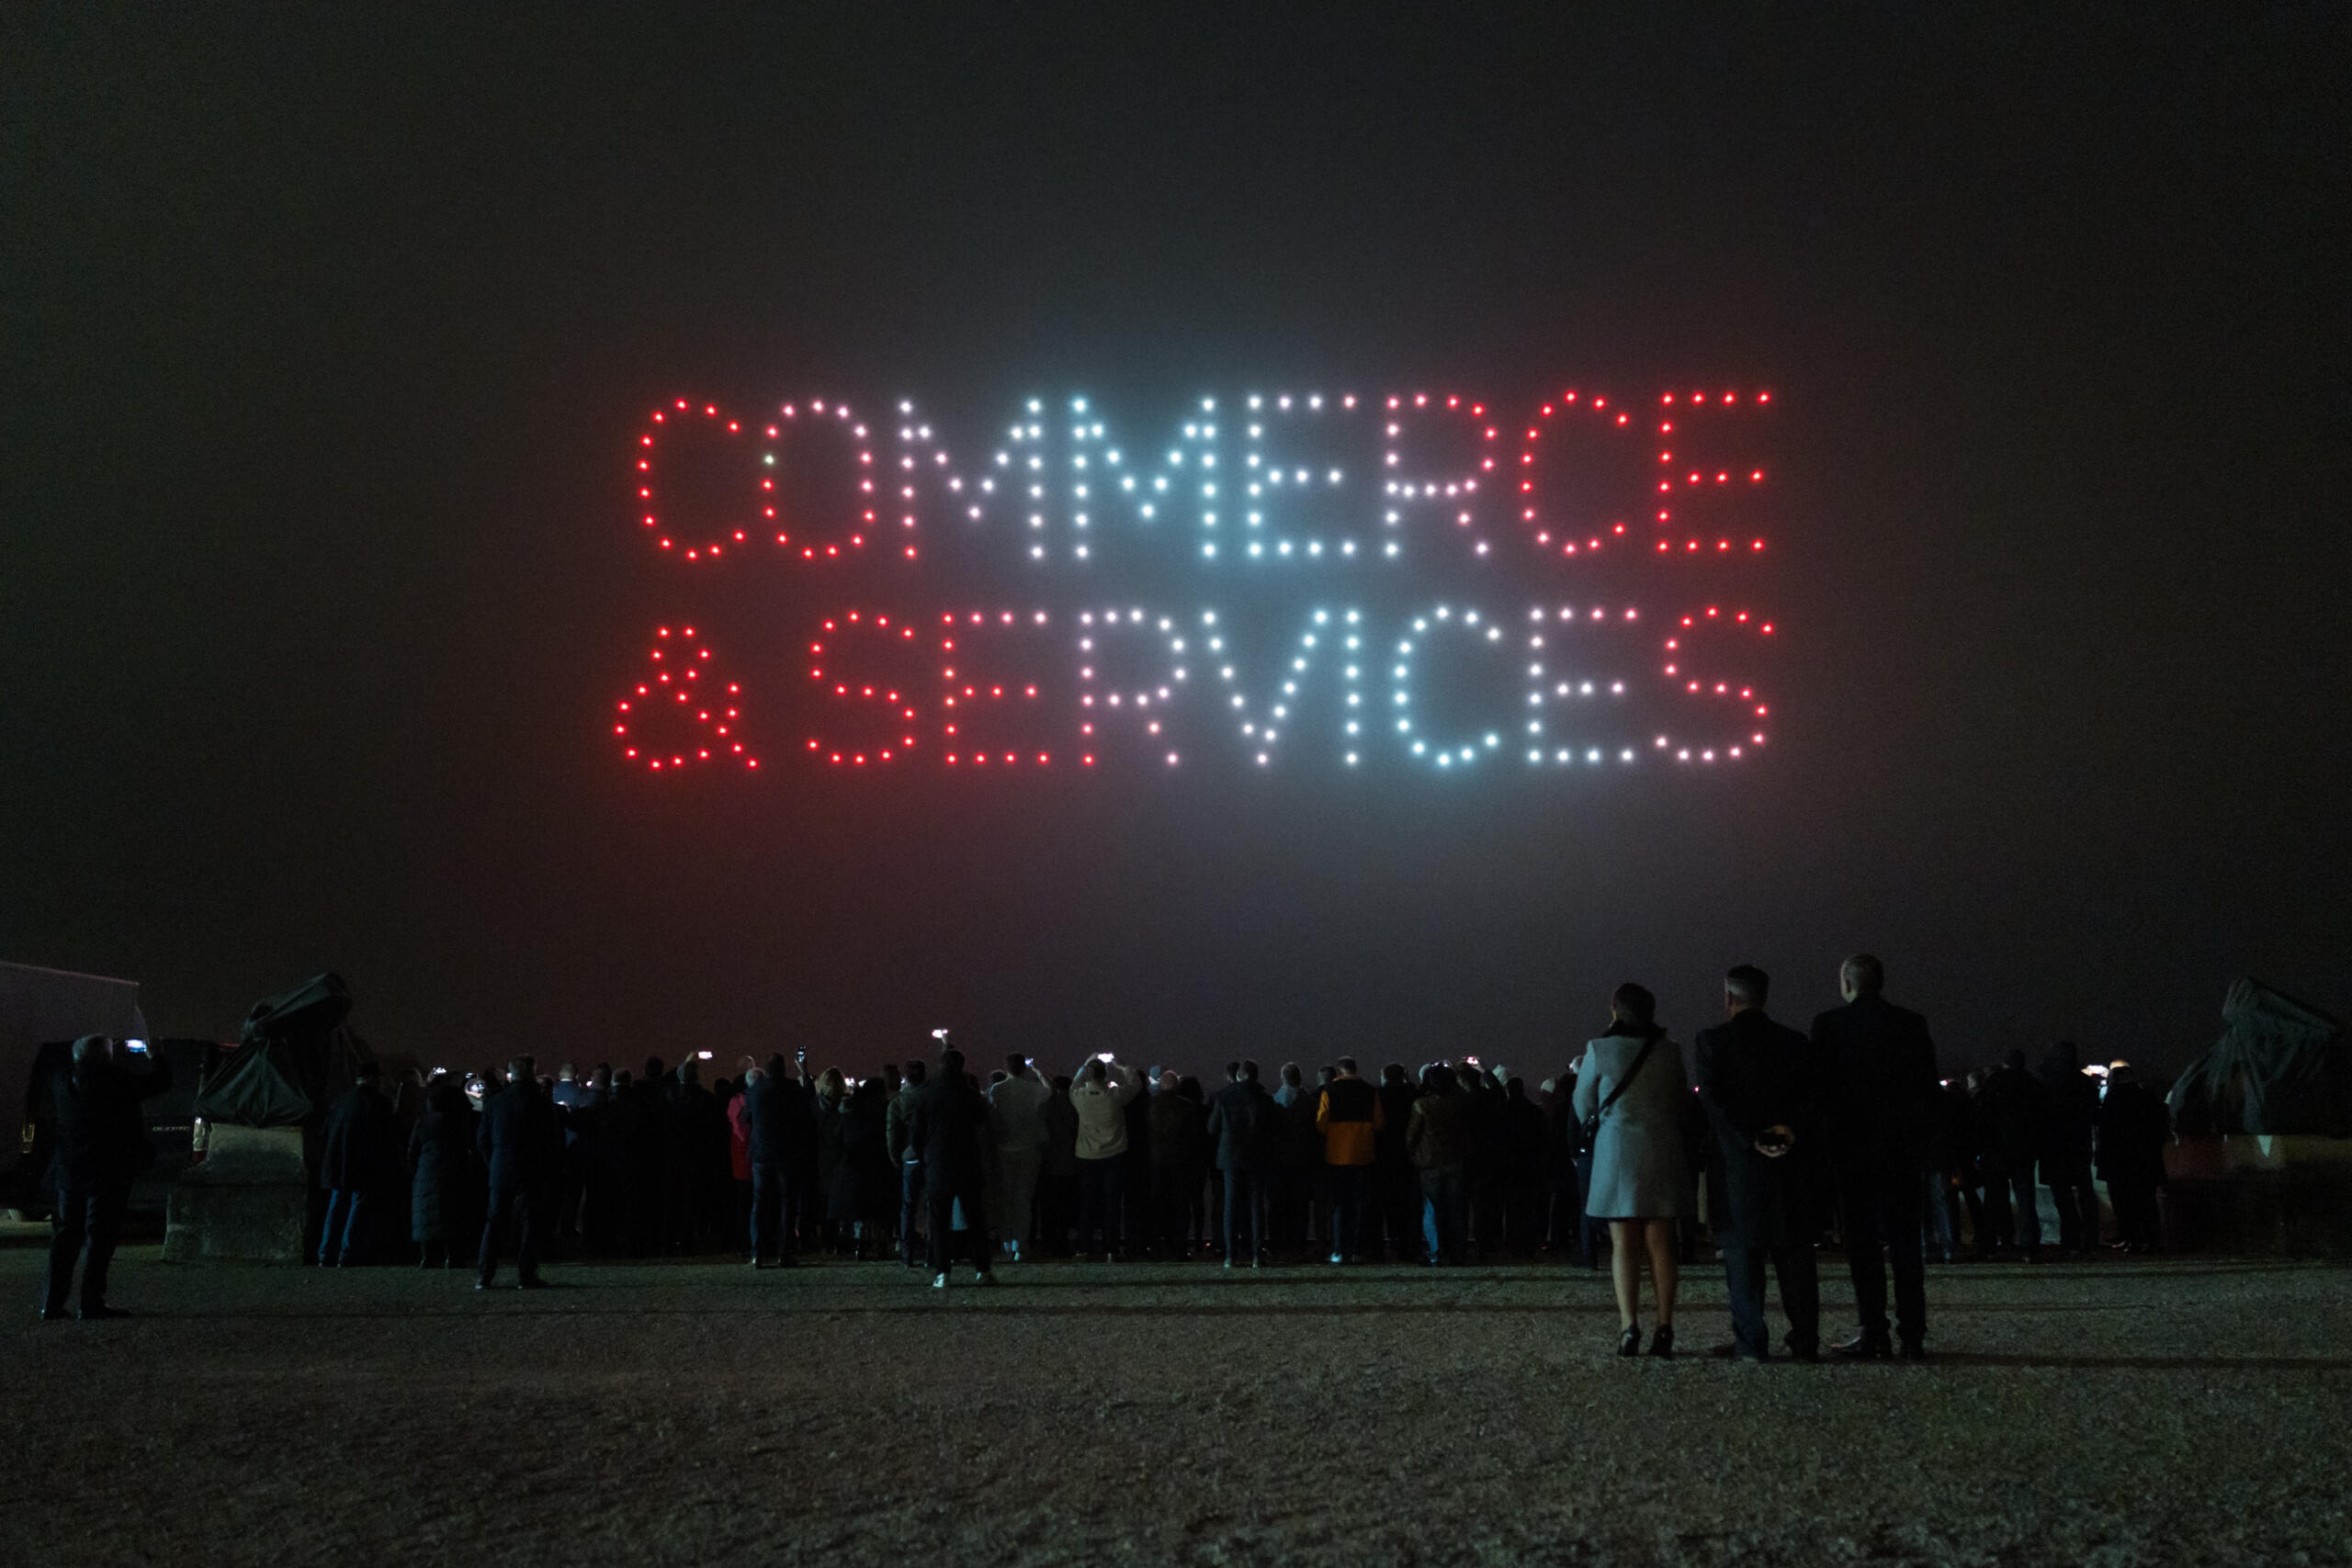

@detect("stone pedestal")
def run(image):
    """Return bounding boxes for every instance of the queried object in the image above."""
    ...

[162,1123,309,1263]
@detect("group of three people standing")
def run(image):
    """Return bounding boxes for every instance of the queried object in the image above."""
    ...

[1573,953,1936,1362]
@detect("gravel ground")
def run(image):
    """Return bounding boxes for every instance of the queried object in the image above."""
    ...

[3,1247,2348,1567]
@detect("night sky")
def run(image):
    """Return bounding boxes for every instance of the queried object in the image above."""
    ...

[6,8,2346,1079]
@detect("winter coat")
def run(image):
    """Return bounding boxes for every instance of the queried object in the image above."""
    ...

[1576,1028,1695,1220]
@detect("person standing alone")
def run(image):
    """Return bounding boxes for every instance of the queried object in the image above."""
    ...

[41,1036,171,1321]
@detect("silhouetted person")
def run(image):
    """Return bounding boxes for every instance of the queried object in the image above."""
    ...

[1071,1056,1142,1258]
[1373,1064,1419,1259]
[2039,1041,2101,1256]
[888,1058,928,1267]
[989,1054,1051,1263]
[477,1056,560,1289]
[831,1077,897,1258]
[1498,1077,1549,1255]
[1272,1062,1315,1257]
[1040,1074,1080,1255]
[317,1062,397,1266]
[407,1077,473,1268]
[1148,1069,1206,1260]
[1812,953,1937,1359]
[1695,965,1822,1362]
[907,1048,994,1286]
[1316,1057,1384,1263]
[745,1054,810,1267]
[1407,1065,1472,1264]
[1977,1050,2048,1259]
[1205,1061,1276,1266]
[41,1036,170,1321]
[2097,1065,2170,1251]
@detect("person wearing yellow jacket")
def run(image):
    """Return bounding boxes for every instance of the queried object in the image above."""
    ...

[1316,1057,1385,1264]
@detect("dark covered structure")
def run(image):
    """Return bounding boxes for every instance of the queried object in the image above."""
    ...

[2166,979,2347,1137]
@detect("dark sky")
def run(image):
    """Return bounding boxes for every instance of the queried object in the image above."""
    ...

[5,7,2346,1079]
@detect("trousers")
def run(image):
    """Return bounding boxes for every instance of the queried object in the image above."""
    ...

[1325,1165,1371,1259]
[993,1145,1042,1248]
[44,1184,127,1314]
[319,1188,368,1265]
[478,1182,544,1284]
[1419,1165,1466,1261]
[2043,1159,2099,1253]
[925,1171,990,1275]
[1220,1168,1268,1262]
[1841,1163,1927,1346]
[899,1159,926,1264]
[1721,1237,1820,1359]
[749,1161,796,1263]
[1075,1157,1124,1255]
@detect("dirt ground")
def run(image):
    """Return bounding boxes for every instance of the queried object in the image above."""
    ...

[3,1246,2348,1567]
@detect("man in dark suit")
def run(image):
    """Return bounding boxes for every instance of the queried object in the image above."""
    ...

[905,1049,994,1287]
[1205,1060,1277,1267]
[1812,953,1939,1359]
[743,1053,810,1268]
[41,1035,172,1321]
[1694,965,1822,1362]
[316,1062,396,1267]
[477,1055,561,1289]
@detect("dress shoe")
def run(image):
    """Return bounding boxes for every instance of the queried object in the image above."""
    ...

[1830,1330,1893,1359]
[1616,1325,1642,1358]
[39,1307,67,1323]
[931,1272,948,1289]
[1646,1324,1676,1359]
[1899,1338,1928,1361]
[1782,1334,1821,1363]
[78,1304,129,1321]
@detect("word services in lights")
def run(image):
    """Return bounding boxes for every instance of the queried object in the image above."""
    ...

[613,388,1783,776]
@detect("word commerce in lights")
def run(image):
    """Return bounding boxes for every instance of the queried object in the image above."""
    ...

[612,388,1783,775]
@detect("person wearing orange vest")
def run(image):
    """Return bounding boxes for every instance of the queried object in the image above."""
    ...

[1315,1057,1385,1264]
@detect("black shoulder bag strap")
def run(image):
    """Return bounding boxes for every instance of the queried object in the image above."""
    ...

[1581,1034,1661,1147]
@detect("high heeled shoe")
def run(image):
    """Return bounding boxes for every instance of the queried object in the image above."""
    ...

[1617,1325,1642,1357]
[1646,1324,1675,1359]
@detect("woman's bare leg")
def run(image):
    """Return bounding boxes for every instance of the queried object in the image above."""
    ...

[1645,1220,1680,1327]
[1609,1220,1642,1328]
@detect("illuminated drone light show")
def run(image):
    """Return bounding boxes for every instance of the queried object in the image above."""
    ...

[616,388,1783,774]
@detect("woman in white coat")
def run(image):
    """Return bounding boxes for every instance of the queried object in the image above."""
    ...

[1573,983,1694,1357]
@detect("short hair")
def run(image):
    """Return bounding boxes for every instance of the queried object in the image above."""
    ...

[1085,1059,1108,1082]
[1724,965,1770,1006]
[765,1054,788,1077]
[1225,1060,1241,1081]
[1005,1052,1026,1073]
[904,1059,928,1086]
[939,1048,964,1078]
[507,1056,533,1080]
[1382,1063,1406,1085]
[643,1055,665,1078]
[1240,1060,1261,1082]
[1317,1065,1337,1083]
[1282,1062,1302,1086]
[1336,1056,1358,1076]
[1611,983,1657,1025]
[1842,953,1885,997]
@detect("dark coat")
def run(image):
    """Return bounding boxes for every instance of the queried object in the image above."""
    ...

[2038,1043,2100,1169]
[1809,995,1939,1172]
[743,1074,810,1168]
[1375,1079,1419,1168]
[477,1078,561,1191]
[1694,1009,1819,1246]
[1977,1063,2046,1168]
[1406,1089,1473,1170]
[905,1074,991,1187]
[406,1106,477,1241]
[317,1084,399,1190]
[828,1092,898,1224]
[50,1053,171,1192]
[1148,1091,1205,1171]
[1499,1089,1549,1185]
[1204,1080,1278,1173]
[2097,1082,2171,1190]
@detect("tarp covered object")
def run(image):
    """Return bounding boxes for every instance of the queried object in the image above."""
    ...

[2167,979,2349,1137]
[191,1043,313,1127]
[193,973,373,1128]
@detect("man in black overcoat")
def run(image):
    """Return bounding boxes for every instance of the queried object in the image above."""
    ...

[906,1049,994,1286]
[41,1035,172,1321]
[1694,965,1822,1362]
[316,1062,397,1267]
[743,1053,811,1267]
[477,1055,561,1289]
[1811,953,1938,1359]
[1205,1060,1278,1267]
